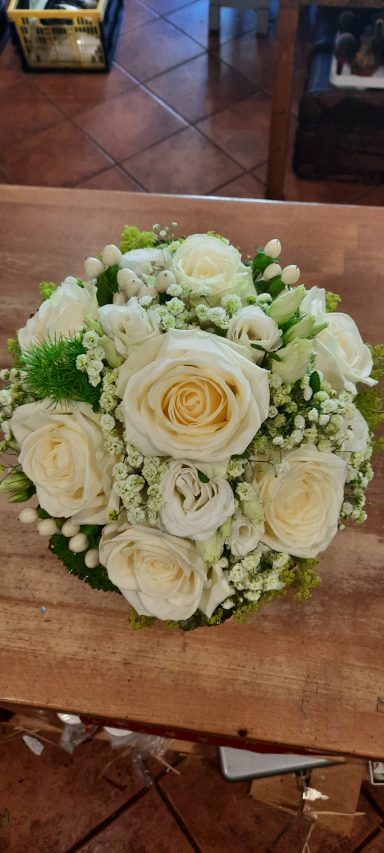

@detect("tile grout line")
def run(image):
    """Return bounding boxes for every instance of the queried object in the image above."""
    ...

[155,777,203,853]
[62,757,185,853]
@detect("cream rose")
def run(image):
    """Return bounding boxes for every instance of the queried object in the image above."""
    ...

[18,279,98,350]
[314,312,375,392]
[227,306,281,363]
[10,400,118,523]
[300,286,326,320]
[120,246,172,277]
[172,234,254,305]
[117,329,270,462]
[98,299,161,358]
[255,446,347,558]
[159,461,235,541]
[99,523,232,620]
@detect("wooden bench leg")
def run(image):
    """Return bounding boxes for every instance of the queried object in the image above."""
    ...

[209,3,220,31]
[266,3,299,200]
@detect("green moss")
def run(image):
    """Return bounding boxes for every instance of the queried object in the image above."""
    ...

[119,225,156,253]
[289,558,321,600]
[325,291,341,312]
[371,343,384,381]
[20,336,100,408]
[39,281,57,301]
[7,338,20,360]
[129,610,156,630]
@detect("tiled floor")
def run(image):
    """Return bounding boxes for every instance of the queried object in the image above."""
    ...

[1,728,384,852]
[0,0,382,203]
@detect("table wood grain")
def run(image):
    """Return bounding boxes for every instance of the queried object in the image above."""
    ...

[0,186,383,758]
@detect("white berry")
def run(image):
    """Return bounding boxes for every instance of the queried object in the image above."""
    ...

[117,268,141,297]
[61,520,80,538]
[138,284,156,298]
[281,265,300,285]
[84,257,104,279]
[102,244,122,267]
[68,533,89,553]
[155,270,176,293]
[263,263,282,281]
[38,518,57,537]
[84,549,100,569]
[19,507,38,524]
[263,239,281,259]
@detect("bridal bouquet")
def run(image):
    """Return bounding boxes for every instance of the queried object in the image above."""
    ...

[1,224,382,630]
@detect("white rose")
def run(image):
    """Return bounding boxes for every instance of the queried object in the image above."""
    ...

[255,445,347,558]
[99,523,231,620]
[172,234,254,305]
[227,306,281,363]
[314,312,375,392]
[271,339,313,383]
[18,279,98,350]
[98,299,161,358]
[159,460,234,541]
[300,286,326,320]
[341,406,370,453]
[230,513,264,557]
[10,400,118,523]
[117,329,270,462]
[120,247,172,277]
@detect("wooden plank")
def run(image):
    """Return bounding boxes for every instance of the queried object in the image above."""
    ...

[0,186,383,759]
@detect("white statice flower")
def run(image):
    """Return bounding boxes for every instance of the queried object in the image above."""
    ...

[341,406,370,454]
[159,460,234,541]
[254,445,347,558]
[230,513,264,557]
[10,400,119,523]
[99,523,231,620]
[18,279,98,350]
[98,299,161,358]
[299,286,326,320]
[116,329,270,463]
[119,246,173,277]
[227,306,282,363]
[172,233,255,306]
[314,313,376,392]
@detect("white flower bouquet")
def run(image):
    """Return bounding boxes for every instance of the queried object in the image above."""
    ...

[1,224,383,630]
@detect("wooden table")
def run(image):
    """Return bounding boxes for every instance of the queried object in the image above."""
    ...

[0,185,383,759]
[267,0,381,199]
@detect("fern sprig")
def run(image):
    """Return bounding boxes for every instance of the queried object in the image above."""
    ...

[20,336,100,408]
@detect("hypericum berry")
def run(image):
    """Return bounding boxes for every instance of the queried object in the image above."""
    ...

[38,518,57,537]
[19,507,38,524]
[281,265,300,285]
[263,263,282,281]
[84,257,104,279]
[61,520,81,538]
[102,244,122,267]
[263,239,281,259]
[68,533,89,553]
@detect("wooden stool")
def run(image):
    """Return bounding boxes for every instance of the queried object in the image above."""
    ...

[209,0,271,36]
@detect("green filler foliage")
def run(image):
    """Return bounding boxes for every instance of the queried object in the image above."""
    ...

[20,337,100,408]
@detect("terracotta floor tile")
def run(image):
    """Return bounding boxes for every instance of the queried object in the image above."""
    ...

[0,42,24,92]
[302,792,383,853]
[75,87,186,161]
[147,53,257,122]
[212,172,265,198]
[77,788,194,852]
[32,65,136,118]
[0,78,62,151]
[120,0,159,35]
[197,93,271,169]
[358,829,384,852]
[143,0,192,13]
[123,126,242,192]
[4,121,112,187]
[159,756,303,852]
[253,156,374,205]
[115,18,203,81]
[76,165,144,191]
[352,186,384,206]
[0,736,145,853]
[166,0,256,49]
[213,31,276,88]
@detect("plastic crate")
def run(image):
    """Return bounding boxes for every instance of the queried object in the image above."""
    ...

[8,0,122,71]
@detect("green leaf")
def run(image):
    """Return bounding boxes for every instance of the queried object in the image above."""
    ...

[250,343,265,352]
[197,469,210,483]
[96,265,120,307]
[309,370,321,393]
[269,277,285,298]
